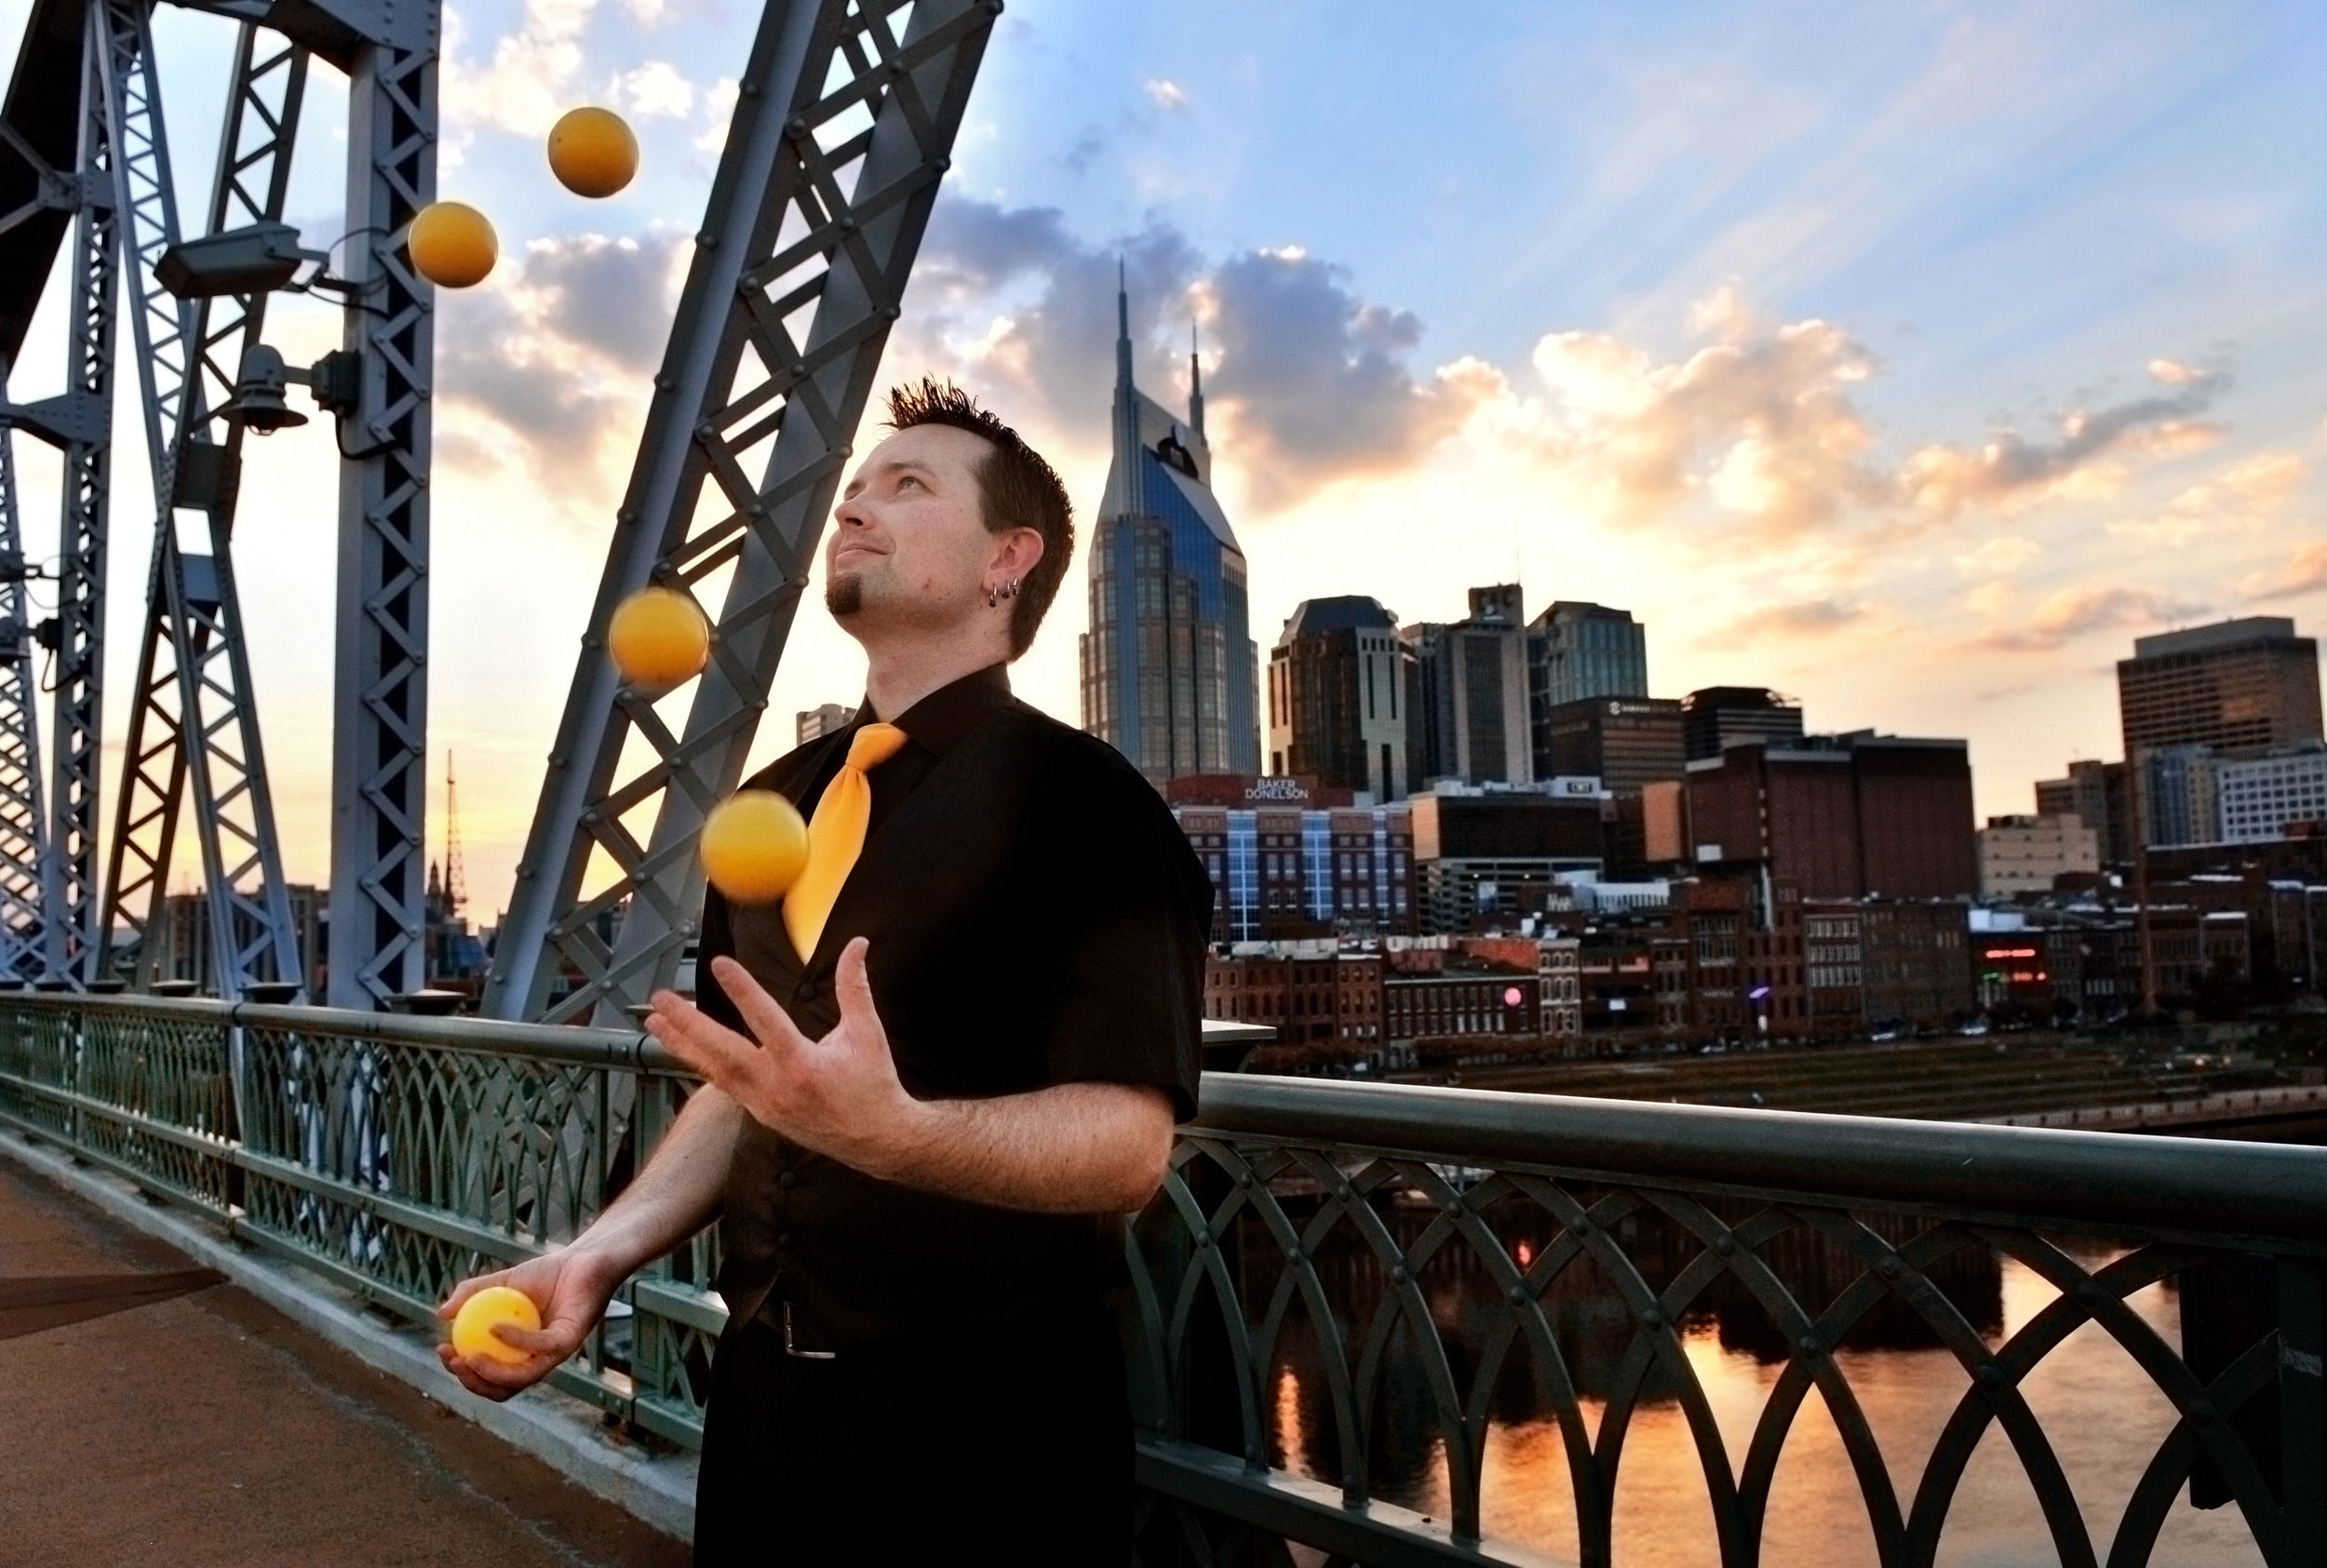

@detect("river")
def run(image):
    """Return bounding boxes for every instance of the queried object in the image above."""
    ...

[1244,1195,2268,1566]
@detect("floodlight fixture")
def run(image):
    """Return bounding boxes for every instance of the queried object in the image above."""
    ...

[155,221,323,300]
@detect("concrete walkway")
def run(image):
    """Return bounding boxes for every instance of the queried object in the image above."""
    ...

[0,1157,691,1568]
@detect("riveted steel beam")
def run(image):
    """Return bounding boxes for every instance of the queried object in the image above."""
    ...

[96,19,309,998]
[486,0,1000,1025]
[0,395,47,980]
[39,8,121,984]
[324,11,436,1008]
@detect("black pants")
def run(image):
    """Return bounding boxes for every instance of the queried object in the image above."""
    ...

[693,1300,1133,1565]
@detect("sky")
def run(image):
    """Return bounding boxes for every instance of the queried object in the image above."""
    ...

[4,0,2326,921]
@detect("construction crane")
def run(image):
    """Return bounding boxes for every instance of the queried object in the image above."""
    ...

[0,0,1000,1012]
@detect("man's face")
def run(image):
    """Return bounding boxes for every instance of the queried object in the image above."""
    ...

[825,422,995,634]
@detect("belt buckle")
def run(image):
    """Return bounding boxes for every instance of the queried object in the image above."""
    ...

[783,1300,836,1360]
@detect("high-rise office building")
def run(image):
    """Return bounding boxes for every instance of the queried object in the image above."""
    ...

[1267,596,1407,801]
[796,704,854,745]
[1402,584,1533,789]
[2141,744,2222,849]
[1080,284,1260,786]
[1681,687,1805,762]
[1544,696,1685,797]
[2034,759,2132,865]
[1527,601,1648,774]
[2117,616,2322,757]
[2215,743,2327,844]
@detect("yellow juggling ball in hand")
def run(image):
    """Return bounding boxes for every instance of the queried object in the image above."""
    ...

[406,201,498,288]
[548,106,639,198]
[451,1285,542,1366]
[608,586,711,686]
[701,790,810,905]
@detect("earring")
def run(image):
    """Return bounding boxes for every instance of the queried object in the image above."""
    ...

[986,584,1001,608]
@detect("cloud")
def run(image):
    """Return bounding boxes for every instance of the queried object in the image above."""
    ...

[1142,77,1189,111]
[1977,584,2208,651]
[1954,536,2041,575]
[1901,361,2227,518]
[2240,542,2327,601]
[695,77,739,153]
[618,61,695,119]
[434,233,684,499]
[1695,595,1869,649]
[1513,286,1889,543]
[1965,581,2017,618]
[895,199,1481,511]
[443,0,600,137]
[1199,248,1497,506]
[2105,449,2302,545]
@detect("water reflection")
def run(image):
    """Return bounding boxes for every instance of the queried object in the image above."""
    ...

[1244,1191,2264,1566]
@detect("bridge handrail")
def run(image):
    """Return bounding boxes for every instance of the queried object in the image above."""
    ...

[1190,1074,2327,1250]
[2,991,2320,1567]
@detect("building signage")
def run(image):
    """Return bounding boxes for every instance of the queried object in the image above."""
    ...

[1244,777,1312,802]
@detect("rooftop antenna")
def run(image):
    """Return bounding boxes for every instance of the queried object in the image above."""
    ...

[1189,319,1205,436]
[444,751,465,918]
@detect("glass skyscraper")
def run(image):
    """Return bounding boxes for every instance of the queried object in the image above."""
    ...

[1079,282,1260,786]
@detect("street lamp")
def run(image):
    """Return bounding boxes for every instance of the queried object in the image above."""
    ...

[221,344,361,436]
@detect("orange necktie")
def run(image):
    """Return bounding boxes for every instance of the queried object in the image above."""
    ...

[782,722,908,961]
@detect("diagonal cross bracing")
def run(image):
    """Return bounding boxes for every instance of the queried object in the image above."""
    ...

[39,14,122,984]
[325,24,437,1008]
[484,0,1001,1025]
[0,405,47,978]
[91,8,306,998]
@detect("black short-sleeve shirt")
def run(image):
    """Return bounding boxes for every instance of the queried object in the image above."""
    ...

[696,663,1211,1347]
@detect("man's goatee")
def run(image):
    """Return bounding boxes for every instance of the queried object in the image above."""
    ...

[825,575,863,616]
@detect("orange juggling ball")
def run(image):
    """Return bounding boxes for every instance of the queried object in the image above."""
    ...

[548,107,639,198]
[406,201,498,288]
[451,1285,542,1366]
[607,586,711,686]
[700,791,810,905]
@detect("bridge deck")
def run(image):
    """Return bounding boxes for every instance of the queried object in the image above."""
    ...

[0,1157,687,1568]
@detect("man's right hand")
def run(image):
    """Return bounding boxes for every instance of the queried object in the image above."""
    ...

[434,1246,626,1402]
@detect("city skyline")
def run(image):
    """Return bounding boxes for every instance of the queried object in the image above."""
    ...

[2,0,2323,915]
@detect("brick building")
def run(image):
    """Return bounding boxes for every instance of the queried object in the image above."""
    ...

[1851,900,1972,1031]
[1687,731,1978,900]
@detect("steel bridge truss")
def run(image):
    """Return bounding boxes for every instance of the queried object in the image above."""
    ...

[487,0,1001,1025]
[7,0,989,1014]
[90,0,307,998]
[1,0,436,1001]
[0,403,46,979]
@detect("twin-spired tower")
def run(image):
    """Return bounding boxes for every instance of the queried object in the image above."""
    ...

[1078,279,1261,787]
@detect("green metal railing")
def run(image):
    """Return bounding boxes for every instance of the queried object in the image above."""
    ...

[4,993,2323,1567]
[0,992,723,1444]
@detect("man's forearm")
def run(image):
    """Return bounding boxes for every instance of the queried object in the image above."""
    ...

[867,1081,1174,1214]
[565,1083,746,1275]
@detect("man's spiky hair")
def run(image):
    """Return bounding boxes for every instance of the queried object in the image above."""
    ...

[883,377,1074,658]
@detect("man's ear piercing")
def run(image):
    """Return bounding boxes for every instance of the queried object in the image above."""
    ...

[987,580,1020,608]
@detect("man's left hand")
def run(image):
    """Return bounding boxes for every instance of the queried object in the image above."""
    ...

[645,937,925,1179]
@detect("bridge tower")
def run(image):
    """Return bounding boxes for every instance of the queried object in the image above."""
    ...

[1,0,433,1000]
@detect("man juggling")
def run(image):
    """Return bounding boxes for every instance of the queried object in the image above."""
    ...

[437,379,1209,1564]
